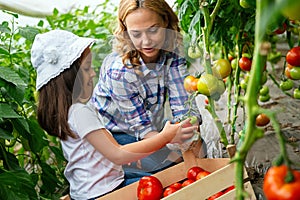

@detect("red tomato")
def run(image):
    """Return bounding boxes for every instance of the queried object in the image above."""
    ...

[207,191,224,200]
[256,113,270,127]
[187,166,204,181]
[205,98,209,104]
[274,23,287,34]
[137,176,163,200]
[163,186,178,197]
[169,182,182,190]
[223,185,235,193]
[286,46,300,67]
[182,179,195,187]
[196,170,211,180]
[263,165,300,200]
[238,57,252,71]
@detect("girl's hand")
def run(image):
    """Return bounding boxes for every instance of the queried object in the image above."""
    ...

[161,118,197,144]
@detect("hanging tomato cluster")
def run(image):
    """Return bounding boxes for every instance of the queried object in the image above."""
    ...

[284,46,300,99]
[183,58,231,101]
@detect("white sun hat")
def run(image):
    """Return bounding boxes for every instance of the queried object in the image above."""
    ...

[31,29,95,90]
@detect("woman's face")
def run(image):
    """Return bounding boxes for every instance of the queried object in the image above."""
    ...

[125,8,166,63]
[79,48,95,100]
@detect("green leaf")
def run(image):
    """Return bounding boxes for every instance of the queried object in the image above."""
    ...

[11,118,30,137]
[0,169,38,200]
[0,66,26,87]
[40,162,62,193]
[0,103,20,118]
[18,27,40,42]
[28,119,48,153]
[0,46,9,55]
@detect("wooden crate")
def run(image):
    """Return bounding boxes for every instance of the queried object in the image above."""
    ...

[98,153,256,200]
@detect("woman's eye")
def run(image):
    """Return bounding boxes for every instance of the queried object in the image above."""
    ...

[148,27,159,34]
[131,32,141,38]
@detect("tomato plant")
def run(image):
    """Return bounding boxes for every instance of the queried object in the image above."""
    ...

[239,56,252,71]
[184,75,199,93]
[137,176,163,200]
[187,166,204,181]
[212,59,232,79]
[286,46,300,67]
[263,165,300,200]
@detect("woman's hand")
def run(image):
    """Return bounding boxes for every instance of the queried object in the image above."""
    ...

[161,118,197,144]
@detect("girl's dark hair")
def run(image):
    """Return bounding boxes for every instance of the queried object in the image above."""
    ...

[37,57,84,140]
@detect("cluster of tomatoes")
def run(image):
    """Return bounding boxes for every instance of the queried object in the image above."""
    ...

[283,46,300,99]
[136,166,235,200]
[183,58,231,101]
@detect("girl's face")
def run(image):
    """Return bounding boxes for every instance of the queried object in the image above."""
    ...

[79,48,95,100]
[125,8,166,63]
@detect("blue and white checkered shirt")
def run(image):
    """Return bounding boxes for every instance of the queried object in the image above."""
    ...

[90,51,198,140]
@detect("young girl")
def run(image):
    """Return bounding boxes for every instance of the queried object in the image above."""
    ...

[31,29,197,200]
[91,0,202,173]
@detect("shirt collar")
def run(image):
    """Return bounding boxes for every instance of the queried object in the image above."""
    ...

[139,51,167,76]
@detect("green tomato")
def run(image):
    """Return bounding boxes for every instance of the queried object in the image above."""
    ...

[267,51,282,64]
[197,74,220,97]
[289,66,300,80]
[259,94,271,102]
[212,59,232,79]
[188,45,202,59]
[231,58,238,70]
[240,79,248,90]
[189,116,198,125]
[293,88,300,99]
[240,0,250,9]
[279,79,294,91]
[259,85,269,96]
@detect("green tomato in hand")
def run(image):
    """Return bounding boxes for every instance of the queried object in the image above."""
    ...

[189,116,198,125]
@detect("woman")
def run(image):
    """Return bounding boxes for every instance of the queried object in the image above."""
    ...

[31,29,196,199]
[91,0,202,173]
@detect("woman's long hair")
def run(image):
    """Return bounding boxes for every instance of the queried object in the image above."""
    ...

[113,0,183,72]
[37,57,84,140]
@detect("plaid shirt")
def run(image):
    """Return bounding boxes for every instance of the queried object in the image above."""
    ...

[91,51,198,140]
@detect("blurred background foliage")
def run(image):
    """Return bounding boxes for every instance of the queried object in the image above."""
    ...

[0,0,117,198]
